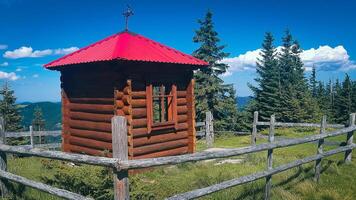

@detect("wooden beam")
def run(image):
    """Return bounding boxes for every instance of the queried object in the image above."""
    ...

[345,113,355,163]
[265,115,275,200]
[0,116,8,198]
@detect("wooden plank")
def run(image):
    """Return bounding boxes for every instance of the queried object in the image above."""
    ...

[0,144,118,168]
[5,130,61,138]
[131,99,146,108]
[177,105,188,115]
[69,111,113,123]
[195,122,205,127]
[132,118,147,129]
[69,98,114,104]
[0,117,8,198]
[252,111,258,145]
[177,98,187,106]
[186,79,195,153]
[0,170,93,200]
[206,111,214,148]
[345,113,355,163]
[119,126,356,170]
[265,115,275,200]
[256,121,344,128]
[166,145,355,200]
[132,108,147,119]
[133,131,188,147]
[111,116,129,200]
[177,91,187,98]
[69,103,114,113]
[69,128,112,142]
[69,144,111,157]
[69,136,112,151]
[314,116,326,182]
[68,119,111,132]
[131,91,146,99]
[133,138,188,156]
[134,146,188,159]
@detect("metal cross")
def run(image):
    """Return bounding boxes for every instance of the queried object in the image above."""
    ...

[123,5,134,31]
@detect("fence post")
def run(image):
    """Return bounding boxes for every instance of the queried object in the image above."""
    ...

[0,117,8,197]
[112,116,129,200]
[264,114,275,200]
[252,111,258,145]
[205,111,214,148]
[314,115,326,182]
[30,126,34,148]
[345,113,355,163]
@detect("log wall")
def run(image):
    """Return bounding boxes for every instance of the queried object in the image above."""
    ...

[60,62,195,159]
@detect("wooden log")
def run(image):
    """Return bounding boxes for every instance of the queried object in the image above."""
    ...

[111,116,129,200]
[133,138,188,156]
[69,136,112,151]
[68,119,112,132]
[0,117,8,198]
[30,126,34,148]
[69,103,114,113]
[252,111,258,145]
[314,116,326,182]
[0,144,118,168]
[134,146,188,159]
[177,98,187,106]
[131,91,146,99]
[256,121,344,128]
[123,87,131,95]
[132,108,147,119]
[69,98,114,104]
[122,96,131,105]
[265,115,275,200]
[0,169,93,200]
[176,123,188,131]
[166,145,355,200]
[206,111,214,148]
[115,91,124,100]
[119,126,356,170]
[116,100,124,109]
[70,111,113,123]
[133,131,188,147]
[69,128,112,142]
[178,115,188,123]
[177,91,187,98]
[132,128,148,138]
[62,90,70,152]
[68,144,111,157]
[131,99,146,108]
[177,106,188,114]
[345,113,355,163]
[132,119,147,129]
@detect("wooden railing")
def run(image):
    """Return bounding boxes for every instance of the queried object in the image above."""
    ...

[5,127,61,149]
[0,114,354,200]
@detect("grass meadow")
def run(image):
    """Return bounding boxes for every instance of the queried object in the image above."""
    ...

[4,127,356,200]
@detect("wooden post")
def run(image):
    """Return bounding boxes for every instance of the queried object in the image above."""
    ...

[345,113,355,163]
[205,111,214,148]
[252,111,258,145]
[0,116,8,197]
[30,126,34,148]
[314,115,326,182]
[112,116,129,200]
[265,114,275,200]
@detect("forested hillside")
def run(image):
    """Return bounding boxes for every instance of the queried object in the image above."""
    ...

[18,102,61,130]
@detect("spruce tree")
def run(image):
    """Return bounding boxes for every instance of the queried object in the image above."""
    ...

[249,32,280,120]
[0,83,23,145]
[309,66,317,97]
[193,10,239,131]
[334,74,353,123]
[32,106,45,131]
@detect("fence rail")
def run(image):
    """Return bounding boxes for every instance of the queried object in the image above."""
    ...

[0,113,354,200]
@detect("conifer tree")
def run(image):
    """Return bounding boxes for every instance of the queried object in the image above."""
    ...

[32,106,45,131]
[334,74,353,123]
[193,10,239,130]
[249,32,280,120]
[309,66,317,97]
[0,83,23,145]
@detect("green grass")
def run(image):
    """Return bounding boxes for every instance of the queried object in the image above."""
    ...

[4,128,356,200]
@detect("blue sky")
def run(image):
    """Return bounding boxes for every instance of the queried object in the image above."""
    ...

[0,0,355,102]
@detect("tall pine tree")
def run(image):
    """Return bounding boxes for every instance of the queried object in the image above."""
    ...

[309,65,317,97]
[249,32,280,120]
[334,74,353,123]
[0,82,22,131]
[193,10,239,130]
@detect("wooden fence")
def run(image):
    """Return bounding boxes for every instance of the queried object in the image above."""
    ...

[0,113,355,200]
[4,126,61,149]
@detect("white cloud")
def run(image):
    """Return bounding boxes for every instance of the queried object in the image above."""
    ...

[3,46,79,59]
[221,45,356,76]
[3,47,52,59]
[32,74,39,78]
[0,44,8,50]
[15,68,22,72]
[0,71,19,81]
[54,47,79,55]
[0,62,9,67]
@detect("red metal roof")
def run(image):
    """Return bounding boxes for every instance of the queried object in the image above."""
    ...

[44,31,208,68]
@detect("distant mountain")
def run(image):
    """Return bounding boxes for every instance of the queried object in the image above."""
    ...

[18,102,62,130]
[237,96,252,109]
